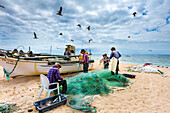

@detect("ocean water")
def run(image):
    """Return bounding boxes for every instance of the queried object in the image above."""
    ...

[92,54,170,67]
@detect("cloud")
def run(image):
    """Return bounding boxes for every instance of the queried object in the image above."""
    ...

[0,0,169,54]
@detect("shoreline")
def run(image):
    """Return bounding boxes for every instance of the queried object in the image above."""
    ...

[0,61,170,112]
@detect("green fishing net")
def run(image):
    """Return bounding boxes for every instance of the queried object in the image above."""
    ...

[63,69,130,112]
[0,103,18,113]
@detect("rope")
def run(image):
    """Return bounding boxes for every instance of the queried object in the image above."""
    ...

[3,57,20,80]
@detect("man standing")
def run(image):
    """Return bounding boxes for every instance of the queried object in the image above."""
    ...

[79,49,89,73]
[109,47,121,75]
[47,63,67,94]
[64,48,71,60]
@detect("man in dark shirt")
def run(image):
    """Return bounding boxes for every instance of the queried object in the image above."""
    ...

[100,54,109,69]
[64,48,71,60]
[47,63,67,94]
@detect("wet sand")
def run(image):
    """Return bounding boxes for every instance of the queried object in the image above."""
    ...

[0,61,170,113]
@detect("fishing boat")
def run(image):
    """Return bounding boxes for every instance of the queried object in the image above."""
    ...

[0,45,94,77]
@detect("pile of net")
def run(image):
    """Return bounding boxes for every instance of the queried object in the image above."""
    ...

[64,69,130,112]
[0,101,18,113]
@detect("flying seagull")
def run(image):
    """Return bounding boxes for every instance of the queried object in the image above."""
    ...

[71,39,74,42]
[132,12,137,17]
[77,24,81,28]
[59,33,63,35]
[89,39,92,43]
[33,32,38,39]
[128,36,130,38]
[87,26,90,31]
[56,7,62,16]
[148,49,152,52]
[0,5,5,8]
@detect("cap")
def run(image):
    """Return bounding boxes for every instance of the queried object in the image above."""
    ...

[54,63,62,68]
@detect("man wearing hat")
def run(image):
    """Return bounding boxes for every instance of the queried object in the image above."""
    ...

[79,49,89,73]
[110,47,121,75]
[47,63,67,94]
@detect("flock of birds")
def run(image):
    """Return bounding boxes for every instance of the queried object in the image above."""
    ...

[0,4,152,51]
[33,6,92,43]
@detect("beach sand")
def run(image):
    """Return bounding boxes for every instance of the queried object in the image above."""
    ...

[0,61,170,113]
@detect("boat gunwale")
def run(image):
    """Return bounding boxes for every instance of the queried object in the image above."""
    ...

[0,56,95,64]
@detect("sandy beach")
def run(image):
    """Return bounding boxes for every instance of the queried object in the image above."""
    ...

[0,61,170,113]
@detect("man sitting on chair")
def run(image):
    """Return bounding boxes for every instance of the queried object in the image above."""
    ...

[47,63,67,94]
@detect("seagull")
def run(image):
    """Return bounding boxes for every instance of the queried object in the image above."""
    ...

[128,36,130,38]
[132,12,137,17]
[77,24,81,28]
[148,49,152,52]
[33,32,38,39]
[87,26,90,31]
[59,33,63,35]
[89,39,92,43]
[56,7,62,16]
[71,39,74,42]
[0,5,5,8]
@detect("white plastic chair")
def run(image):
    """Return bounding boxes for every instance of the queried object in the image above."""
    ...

[37,74,60,99]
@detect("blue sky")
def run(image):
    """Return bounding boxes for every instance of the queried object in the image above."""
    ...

[0,0,170,55]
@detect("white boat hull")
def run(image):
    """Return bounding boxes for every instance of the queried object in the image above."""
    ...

[0,57,94,77]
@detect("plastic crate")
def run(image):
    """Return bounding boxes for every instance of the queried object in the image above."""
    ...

[34,94,67,113]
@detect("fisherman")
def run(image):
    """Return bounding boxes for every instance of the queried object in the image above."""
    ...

[79,49,89,73]
[109,47,121,75]
[28,51,33,57]
[64,48,71,60]
[47,63,67,94]
[100,54,109,69]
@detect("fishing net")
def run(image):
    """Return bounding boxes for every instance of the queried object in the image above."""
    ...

[62,69,130,112]
[0,102,18,113]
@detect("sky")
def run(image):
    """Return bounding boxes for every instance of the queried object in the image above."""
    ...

[0,0,170,55]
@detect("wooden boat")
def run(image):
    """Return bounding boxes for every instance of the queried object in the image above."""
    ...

[0,46,94,77]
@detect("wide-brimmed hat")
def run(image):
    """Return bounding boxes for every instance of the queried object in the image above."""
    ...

[54,63,62,68]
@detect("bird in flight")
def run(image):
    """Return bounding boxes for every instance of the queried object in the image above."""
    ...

[128,36,130,38]
[87,26,90,31]
[33,32,38,39]
[56,7,62,16]
[59,33,63,35]
[77,24,81,28]
[148,50,152,52]
[132,12,137,17]
[0,5,5,8]
[89,39,92,43]
[71,39,74,42]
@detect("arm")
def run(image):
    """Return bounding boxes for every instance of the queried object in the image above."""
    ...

[110,52,114,59]
[100,57,104,63]
[79,54,85,63]
[118,52,121,58]
[55,69,63,80]
[68,51,71,55]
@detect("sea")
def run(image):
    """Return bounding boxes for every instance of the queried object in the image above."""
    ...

[91,54,170,67]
